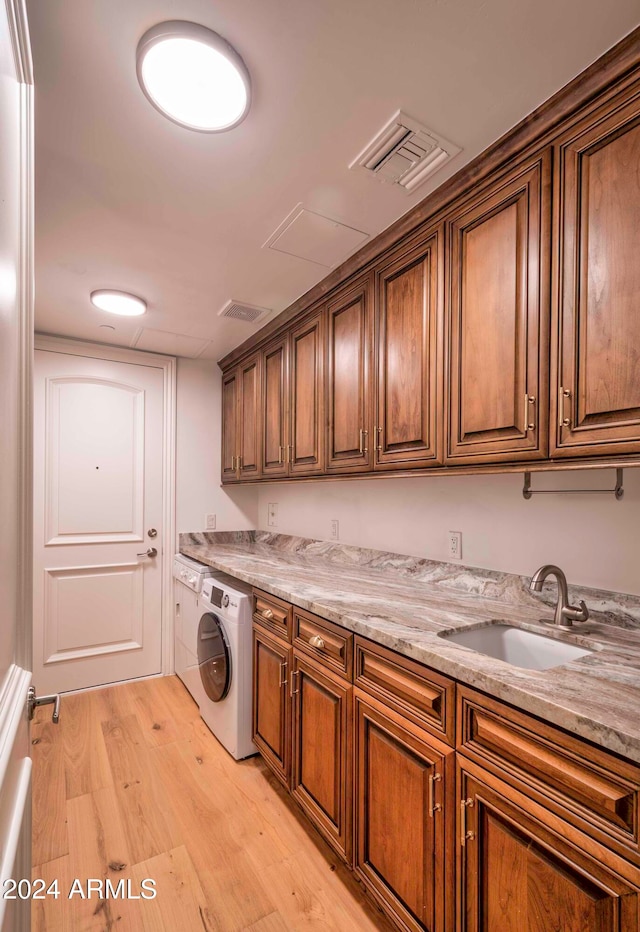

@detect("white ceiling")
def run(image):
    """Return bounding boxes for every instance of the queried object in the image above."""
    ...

[28,0,640,361]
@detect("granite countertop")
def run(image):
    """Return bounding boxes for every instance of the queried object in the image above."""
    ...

[179,531,640,765]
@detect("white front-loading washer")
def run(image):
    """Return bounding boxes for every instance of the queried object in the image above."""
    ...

[196,575,257,760]
[173,553,217,709]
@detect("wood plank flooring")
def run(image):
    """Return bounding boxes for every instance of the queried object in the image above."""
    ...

[31,675,393,932]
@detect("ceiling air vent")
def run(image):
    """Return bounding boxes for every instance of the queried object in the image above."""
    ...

[349,110,461,194]
[218,299,271,324]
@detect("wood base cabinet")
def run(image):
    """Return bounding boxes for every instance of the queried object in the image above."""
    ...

[291,652,352,862]
[252,625,292,789]
[457,762,640,932]
[251,591,640,932]
[354,690,454,932]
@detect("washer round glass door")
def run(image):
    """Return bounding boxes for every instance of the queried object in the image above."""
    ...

[197,612,231,702]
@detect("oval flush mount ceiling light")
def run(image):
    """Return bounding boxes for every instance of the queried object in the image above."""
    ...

[90,290,147,317]
[136,20,251,132]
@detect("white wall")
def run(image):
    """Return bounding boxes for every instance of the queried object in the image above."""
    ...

[257,468,640,595]
[176,358,259,536]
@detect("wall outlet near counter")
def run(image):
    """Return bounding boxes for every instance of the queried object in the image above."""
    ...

[268,503,278,527]
[330,519,339,540]
[448,531,462,559]
[205,513,216,530]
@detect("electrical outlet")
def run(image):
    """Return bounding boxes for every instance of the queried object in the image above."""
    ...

[267,503,278,527]
[448,531,462,560]
[330,519,339,540]
[205,513,216,530]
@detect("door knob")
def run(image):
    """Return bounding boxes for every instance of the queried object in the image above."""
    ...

[137,548,158,558]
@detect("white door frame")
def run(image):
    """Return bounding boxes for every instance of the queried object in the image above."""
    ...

[2,2,34,931]
[34,335,177,677]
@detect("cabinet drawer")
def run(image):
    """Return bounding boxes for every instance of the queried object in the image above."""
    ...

[458,685,640,863]
[354,637,455,745]
[253,588,292,641]
[293,608,353,679]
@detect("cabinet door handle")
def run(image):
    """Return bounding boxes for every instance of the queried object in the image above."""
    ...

[230,455,236,470]
[375,426,383,451]
[290,669,300,697]
[559,386,571,428]
[524,394,536,432]
[279,661,288,688]
[288,444,293,463]
[260,608,274,620]
[460,797,475,846]
[359,428,368,455]
[278,445,284,465]
[237,454,242,472]
[428,772,442,817]
[308,634,325,650]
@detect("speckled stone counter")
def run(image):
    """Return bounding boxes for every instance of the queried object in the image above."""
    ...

[179,531,640,764]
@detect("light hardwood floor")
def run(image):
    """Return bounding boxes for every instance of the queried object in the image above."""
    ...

[31,674,393,931]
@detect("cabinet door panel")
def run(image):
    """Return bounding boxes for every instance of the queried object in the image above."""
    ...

[459,768,640,932]
[554,93,640,455]
[375,229,442,469]
[239,354,261,479]
[291,653,352,862]
[252,626,291,788]
[261,338,289,477]
[221,369,239,482]
[327,276,373,472]
[447,154,550,463]
[289,312,325,475]
[354,692,452,932]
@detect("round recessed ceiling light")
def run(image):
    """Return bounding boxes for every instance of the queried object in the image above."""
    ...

[136,21,251,132]
[90,290,147,317]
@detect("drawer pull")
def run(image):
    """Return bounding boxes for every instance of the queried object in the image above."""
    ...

[428,772,442,817]
[261,608,274,620]
[461,797,475,846]
[309,634,325,650]
[279,661,288,688]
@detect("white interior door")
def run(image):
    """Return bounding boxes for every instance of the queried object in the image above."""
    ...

[33,350,165,693]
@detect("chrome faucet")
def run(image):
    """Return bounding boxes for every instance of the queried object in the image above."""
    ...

[529,565,589,627]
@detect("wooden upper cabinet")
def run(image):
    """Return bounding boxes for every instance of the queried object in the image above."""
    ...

[221,369,239,482]
[446,152,551,464]
[554,90,640,456]
[326,275,373,473]
[375,228,442,469]
[289,310,325,475]
[238,354,261,480]
[261,337,289,477]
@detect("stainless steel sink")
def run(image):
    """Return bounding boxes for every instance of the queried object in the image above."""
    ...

[438,623,593,671]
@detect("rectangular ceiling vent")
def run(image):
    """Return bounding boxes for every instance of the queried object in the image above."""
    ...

[218,299,271,324]
[349,110,461,194]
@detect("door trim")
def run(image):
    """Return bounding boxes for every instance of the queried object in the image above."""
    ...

[34,335,177,676]
[0,664,32,932]
[10,0,34,677]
